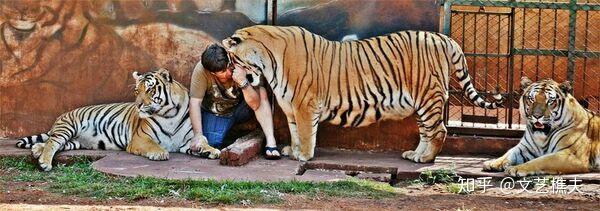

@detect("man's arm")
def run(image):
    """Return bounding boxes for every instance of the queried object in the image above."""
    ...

[232,66,261,110]
[240,86,261,110]
[189,62,210,151]
[189,97,203,135]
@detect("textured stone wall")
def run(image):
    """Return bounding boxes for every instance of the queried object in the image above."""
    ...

[0,0,439,152]
[0,0,263,137]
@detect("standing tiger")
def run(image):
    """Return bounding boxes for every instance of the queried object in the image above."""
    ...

[222,25,503,163]
[483,77,600,176]
[16,69,221,171]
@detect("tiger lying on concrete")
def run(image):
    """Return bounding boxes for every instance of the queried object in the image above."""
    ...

[16,69,220,171]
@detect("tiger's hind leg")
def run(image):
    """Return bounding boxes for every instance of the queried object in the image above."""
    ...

[37,134,75,171]
[402,97,447,163]
[32,140,81,159]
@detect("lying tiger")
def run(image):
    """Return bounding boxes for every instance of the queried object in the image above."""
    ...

[16,69,221,171]
[483,77,600,176]
[222,25,503,163]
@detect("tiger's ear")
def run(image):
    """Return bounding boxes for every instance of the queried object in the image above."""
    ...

[132,71,142,81]
[222,36,241,49]
[520,76,533,93]
[559,80,573,95]
[157,68,173,83]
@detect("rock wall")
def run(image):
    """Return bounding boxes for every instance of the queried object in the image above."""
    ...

[0,0,439,152]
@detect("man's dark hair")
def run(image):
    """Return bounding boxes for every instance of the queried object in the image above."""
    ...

[201,44,229,72]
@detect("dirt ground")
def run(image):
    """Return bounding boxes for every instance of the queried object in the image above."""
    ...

[1,178,599,210]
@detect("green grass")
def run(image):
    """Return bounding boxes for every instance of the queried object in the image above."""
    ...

[418,168,459,185]
[445,183,472,195]
[0,157,398,204]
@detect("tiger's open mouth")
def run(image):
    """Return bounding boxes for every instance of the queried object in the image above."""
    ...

[533,122,545,129]
[531,122,551,133]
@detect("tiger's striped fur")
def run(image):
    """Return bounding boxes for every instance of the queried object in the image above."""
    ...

[16,69,220,171]
[483,77,600,176]
[223,25,502,163]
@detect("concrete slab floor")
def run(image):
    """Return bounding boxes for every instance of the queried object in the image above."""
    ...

[1,139,599,183]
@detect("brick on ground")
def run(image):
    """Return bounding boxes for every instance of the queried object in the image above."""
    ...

[219,129,264,166]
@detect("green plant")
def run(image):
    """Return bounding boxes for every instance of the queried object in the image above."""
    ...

[419,168,459,185]
[445,183,472,195]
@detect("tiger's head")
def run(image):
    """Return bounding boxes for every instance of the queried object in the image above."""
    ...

[222,25,287,87]
[519,77,575,134]
[132,68,186,119]
[0,1,65,55]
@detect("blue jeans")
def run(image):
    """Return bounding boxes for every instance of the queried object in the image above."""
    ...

[202,103,252,148]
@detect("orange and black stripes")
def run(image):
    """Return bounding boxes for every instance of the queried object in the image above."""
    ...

[223,25,503,162]
[16,70,195,154]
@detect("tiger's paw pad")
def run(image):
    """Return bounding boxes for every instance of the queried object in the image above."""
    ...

[287,147,301,161]
[482,160,504,172]
[147,150,169,161]
[296,154,312,162]
[207,148,220,159]
[39,162,52,172]
[31,143,45,159]
[402,150,435,163]
[281,146,291,157]
[505,166,535,177]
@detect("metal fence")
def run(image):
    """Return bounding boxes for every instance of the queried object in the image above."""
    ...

[441,0,599,137]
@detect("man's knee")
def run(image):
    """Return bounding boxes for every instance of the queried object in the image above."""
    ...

[205,132,225,148]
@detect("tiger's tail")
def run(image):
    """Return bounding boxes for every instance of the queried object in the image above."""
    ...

[449,39,503,109]
[16,133,50,149]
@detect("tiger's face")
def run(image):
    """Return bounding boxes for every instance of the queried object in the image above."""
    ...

[0,0,63,53]
[222,29,272,87]
[132,69,175,118]
[519,77,572,134]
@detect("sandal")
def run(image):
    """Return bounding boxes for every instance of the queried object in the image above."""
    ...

[265,146,281,160]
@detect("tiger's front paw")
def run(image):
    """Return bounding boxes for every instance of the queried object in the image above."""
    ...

[402,150,435,163]
[147,149,169,161]
[291,147,314,162]
[296,150,314,162]
[286,146,300,161]
[505,166,538,177]
[483,159,506,172]
[296,154,311,162]
[31,143,45,159]
[281,145,291,157]
[207,148,220,159]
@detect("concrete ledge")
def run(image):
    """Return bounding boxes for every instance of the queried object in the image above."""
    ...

[1,139,598,183]
[443,135,519,156]
[0,139,118,163]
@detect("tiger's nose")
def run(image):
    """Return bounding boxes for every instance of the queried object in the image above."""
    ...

[532,113,543,119]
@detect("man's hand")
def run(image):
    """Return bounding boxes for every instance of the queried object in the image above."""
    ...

[231,65,249,87]
[190,134,209,152]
